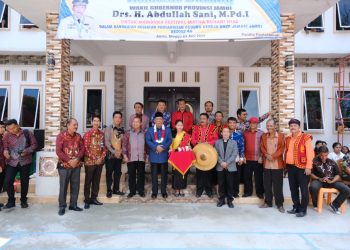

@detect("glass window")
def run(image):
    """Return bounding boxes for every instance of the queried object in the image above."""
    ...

[19,15,38,29]
[0,88,8,121]
[85,89,103,129]
[303,90,324,131]
[335,90,350,131]
[19,88,40,128]
[0,1,9,29]
[240,89,260,118]
[336,1,350,30]
[306,15,324,29]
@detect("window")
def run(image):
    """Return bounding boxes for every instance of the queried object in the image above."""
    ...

[240,88,260,118]
[0,88,8,121]
[336,1,350,30]
[19,88,40,128]
[0,0,9,29]
[303,89,324,131]
[305,15,324,31]
[19,15,38,29]
[85,88,104,129]
[335,90,350,131]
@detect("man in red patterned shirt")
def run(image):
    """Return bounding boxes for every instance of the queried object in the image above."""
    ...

[171,98,194,134]
[191,113,219,198]
[3,119,37,210]
[83,116,106,209]
[56,118,85,216]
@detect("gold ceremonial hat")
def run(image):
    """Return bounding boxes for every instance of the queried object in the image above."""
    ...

[193,143,218,171]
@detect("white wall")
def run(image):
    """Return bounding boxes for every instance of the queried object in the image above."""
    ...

[295,7,350,56]
[0,9,46,53]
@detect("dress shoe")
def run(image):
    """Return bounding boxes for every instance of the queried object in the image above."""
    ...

[179,193,185,197]
[287,208,298,214]
[162,193,168,199]
[207,193,213,198]
[20,202,29,208]
[242,194,251,198]
[233,194,240,198]
[58,208,65,216]
[127,193,134,198]
[195,193,202,198]
[296,212,307,217]
[3,203,15,209]
[257,194,264,199]
[259,203,272,208]
[173,192,180,197]
[69,206,83,212]
[90,199,103,205]
[139,193,145,198]
[151,194,157,199]
[278,206,285,213]
[217,200,225,207]
[84,203,90,209]
[106,191,112,198]
[113,191,125,196]
[228,201,234,208]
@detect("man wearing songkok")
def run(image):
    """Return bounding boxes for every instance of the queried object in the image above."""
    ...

[146,112,172,199]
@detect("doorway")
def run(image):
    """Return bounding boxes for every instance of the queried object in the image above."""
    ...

[144,87,200,124]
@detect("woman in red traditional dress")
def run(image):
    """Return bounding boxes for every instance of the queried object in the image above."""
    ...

[168,120,195,197]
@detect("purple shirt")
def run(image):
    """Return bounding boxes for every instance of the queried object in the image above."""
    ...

[123,130,146,162]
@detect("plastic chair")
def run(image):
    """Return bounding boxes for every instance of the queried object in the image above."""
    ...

[317,188,346,214]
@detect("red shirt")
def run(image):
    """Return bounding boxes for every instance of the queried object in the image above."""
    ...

[3,130,37,167]
[191,124,219,146]
[171,111,194,133]
[243,129,263,161]
[83,128,106,166]
[56,131,85,168]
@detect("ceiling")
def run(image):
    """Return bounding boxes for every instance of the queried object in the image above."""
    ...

[3,0,340,66]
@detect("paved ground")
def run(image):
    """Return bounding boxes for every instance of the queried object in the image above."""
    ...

[0,202,349,250]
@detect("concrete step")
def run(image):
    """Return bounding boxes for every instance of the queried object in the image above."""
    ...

[0,192,294,205]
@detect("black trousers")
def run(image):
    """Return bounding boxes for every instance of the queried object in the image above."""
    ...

[127,161,145,195]
[106,158,122,193]
[217,170,234,202]
[58,166,81,208]
[263,168,284,207]
[5,164,30,204]
[0,167,7,193]
[287,164,310,213]
[243,161,264,196]
[151,163,168,195]
[84,164,103,203]
[309,180,350,209]
[233,164,242,196]
[196,169,213,195]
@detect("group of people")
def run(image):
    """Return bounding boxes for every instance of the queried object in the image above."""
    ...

[0,98,349,219]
